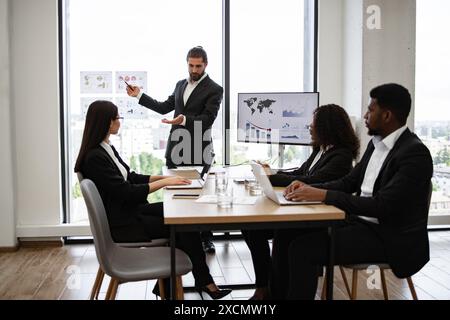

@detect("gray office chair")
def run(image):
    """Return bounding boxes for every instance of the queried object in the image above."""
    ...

[80,179,192,300]
[337,263,418,300]
[322,181,433,300]
[76,172,169,299]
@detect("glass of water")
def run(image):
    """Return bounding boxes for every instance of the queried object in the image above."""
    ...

[215,171,228,194]
[217,185,233,209]
[248,181,263,196]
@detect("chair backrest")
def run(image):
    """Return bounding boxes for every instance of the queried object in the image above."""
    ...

[76,172,84,183]
[427,180,433,211]
[80,179,116,275]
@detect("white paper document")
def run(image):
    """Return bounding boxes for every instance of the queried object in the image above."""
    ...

[195,195,258,205]
[80,71,113,94]
[116,71,147,93]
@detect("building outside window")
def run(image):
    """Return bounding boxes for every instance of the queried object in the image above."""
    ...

[415,0,450,225]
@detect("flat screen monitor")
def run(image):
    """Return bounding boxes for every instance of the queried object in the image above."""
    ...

[237,92,319,145]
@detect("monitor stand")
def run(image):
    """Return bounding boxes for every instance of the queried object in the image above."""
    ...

[278,144,285,169]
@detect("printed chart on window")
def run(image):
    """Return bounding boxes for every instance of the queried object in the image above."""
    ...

[79,71,148,118]
[116,71,148,94]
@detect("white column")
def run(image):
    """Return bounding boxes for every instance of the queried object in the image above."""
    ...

[318,0,344,107]
[10,0,62,228]
[319,0,416,153]
[360,0,416,148]
[0,0,17,247]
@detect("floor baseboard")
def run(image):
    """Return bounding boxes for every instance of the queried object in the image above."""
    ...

[0,245,19,253]
[19,238,64,248]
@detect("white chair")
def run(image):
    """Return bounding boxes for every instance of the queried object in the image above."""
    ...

[80,179,192,300]
[76,172,169,299]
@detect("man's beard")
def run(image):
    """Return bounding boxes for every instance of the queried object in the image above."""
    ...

[367,128,379,136]
[190,72,203,82]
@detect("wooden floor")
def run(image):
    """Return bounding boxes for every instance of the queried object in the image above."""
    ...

[1,231,450,300]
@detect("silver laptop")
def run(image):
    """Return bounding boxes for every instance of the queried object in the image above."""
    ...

[165,159,213,190]
[250,162,322,206]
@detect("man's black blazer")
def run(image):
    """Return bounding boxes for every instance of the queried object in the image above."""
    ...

[81,145,150,231]
[138,75,223,165]
[269,146,354,187]
[316,129,433,278]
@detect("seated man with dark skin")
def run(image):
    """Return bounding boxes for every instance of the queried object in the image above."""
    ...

[271,83,433,300]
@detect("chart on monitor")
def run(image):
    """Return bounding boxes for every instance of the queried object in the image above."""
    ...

[237,92,319,145]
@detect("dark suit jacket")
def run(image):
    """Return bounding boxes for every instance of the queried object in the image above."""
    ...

[139,75,223,165]
[81,145,150,233]
[316,129,433,278]
[269,146,354,187]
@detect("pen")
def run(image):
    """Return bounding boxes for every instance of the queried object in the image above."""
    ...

[123,79,133,90]
[172,194,200,199]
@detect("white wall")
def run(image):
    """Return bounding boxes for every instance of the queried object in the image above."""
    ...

[0,0,17,247]
[361,0,416,148]
[318,0,343,107]
[342,0,363,120]
[319,0,416,151]
[10,0,62,229]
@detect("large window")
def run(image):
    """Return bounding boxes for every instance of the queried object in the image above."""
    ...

[415,0,450,225]
[62,0,316,223]
[229,0,313,168]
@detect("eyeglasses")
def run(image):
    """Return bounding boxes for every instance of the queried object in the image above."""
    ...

[115,116,124,120]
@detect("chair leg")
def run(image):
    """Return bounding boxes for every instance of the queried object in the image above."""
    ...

[406,277,418,300]
[90,267,105,300]
[351,269,358,300]
[105,278,119,300]
[158,278,166,300]
[321,275,327,300]
[380,269,389,300]
[339,266,352,299]
[175,276,185,300]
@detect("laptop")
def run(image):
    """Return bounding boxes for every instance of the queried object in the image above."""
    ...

[250,162,322,206]
[165,158,214,190]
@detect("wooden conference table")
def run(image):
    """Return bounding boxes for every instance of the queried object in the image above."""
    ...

[163,166,345,300]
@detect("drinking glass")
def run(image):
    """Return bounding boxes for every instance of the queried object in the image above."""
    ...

[215,171,228,194]
[217,185,233,209]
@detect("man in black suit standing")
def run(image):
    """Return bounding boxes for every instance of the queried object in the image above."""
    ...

[127,46,222,168]
[126,46,220,253]
[271,83,433,299]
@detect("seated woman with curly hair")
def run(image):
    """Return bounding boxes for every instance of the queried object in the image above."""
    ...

[242,104,360,300]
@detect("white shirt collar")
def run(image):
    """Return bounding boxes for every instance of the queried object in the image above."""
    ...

[321,145,334,153]
[100,141,128,180]
[372,125,408,151]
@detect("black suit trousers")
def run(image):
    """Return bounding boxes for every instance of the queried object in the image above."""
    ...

[241,229,274,287]
[271,219,387,300]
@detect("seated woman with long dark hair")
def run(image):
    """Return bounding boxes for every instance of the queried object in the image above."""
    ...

[74,100,231,299]
[242,104,360,300]
[266,104,359,187]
